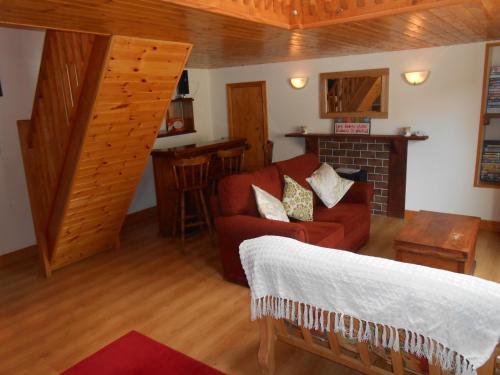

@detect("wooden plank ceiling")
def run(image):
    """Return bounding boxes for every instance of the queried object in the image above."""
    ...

[0,0,499,68]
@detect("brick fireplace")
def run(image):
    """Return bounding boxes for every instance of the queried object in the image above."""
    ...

[285,132,429,218]
[319,137,391,215]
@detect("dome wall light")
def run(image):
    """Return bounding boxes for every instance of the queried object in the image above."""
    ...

[403,71,430,86]
[289,76,308,89]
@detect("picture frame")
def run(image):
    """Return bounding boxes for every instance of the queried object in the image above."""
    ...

[333,117,371,135]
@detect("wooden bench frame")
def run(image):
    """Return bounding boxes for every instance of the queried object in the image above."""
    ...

[258,314,498,375]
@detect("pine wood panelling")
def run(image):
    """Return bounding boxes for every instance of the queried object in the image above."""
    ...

[0,215,498,374]
[49,37,192,270]
[24,31,95,231]
[0,1,499,68]
[18,31,192,274]
[17,32,100,276]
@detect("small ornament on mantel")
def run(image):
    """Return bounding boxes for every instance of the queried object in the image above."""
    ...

[400,126,412,137]
[300,125,309,134]
[399,126,427,137]
[333,117,371,135]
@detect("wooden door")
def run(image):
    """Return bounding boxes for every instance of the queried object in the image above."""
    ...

[227,81,269,171]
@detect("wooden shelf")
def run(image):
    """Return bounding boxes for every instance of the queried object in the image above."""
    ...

[285,132,429,141]
[171,97,194,103]
[484,113,500,119]
[157,129,196,138]
[159,97,195,139]
[475,42,500,189]
[476,180,500,188]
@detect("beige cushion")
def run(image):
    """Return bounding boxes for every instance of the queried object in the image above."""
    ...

[306,163,354,208]
[252,185,289,222]
[282,175,314,221]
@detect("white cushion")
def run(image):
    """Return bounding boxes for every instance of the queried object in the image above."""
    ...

[252,185,290,222]
[282,175,313,221]
[306,163,354,208]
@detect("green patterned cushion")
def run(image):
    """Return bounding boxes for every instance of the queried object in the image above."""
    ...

[282,175,314,221]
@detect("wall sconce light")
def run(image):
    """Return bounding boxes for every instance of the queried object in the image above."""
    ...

[403,71,430,86]
[289,76,308,89]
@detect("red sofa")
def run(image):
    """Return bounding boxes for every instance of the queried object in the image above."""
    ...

[211,153,373,285]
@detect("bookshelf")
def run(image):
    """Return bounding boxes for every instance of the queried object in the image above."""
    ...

[475,43,500,188]
[157,97,196,138]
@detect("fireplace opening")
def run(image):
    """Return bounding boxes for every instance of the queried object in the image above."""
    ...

[319,137,391,215]
[336,167,368,182]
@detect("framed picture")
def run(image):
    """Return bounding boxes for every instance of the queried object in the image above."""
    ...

[333,117,371,135]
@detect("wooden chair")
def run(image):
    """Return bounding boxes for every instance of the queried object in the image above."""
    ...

[217,147,245,177]
[264,140,274,166]
[172,155,212,250]
[210,147,245,193]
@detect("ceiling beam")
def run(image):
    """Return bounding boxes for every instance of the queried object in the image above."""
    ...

[161,0,293,29]
[297,0,468,29]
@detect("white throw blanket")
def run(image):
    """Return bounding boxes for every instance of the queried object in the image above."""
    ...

[240,236,500,375]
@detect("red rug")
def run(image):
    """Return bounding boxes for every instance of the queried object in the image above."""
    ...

[61,331,225,375]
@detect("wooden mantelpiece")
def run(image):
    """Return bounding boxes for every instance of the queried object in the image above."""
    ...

[286,133,428,218]
[286,133,428,153]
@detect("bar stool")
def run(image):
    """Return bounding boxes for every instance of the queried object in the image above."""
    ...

[172,155,212,250]
[217,147,245,176]
[210,147,245,193]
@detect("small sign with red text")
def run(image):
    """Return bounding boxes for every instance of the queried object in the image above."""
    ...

[334,121,370,135]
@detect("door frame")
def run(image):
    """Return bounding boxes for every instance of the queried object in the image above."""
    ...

[226,81,269,146]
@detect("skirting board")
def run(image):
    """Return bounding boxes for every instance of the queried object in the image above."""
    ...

[405,210,500,233]
[0,206,158,269]
[0,244,38,269]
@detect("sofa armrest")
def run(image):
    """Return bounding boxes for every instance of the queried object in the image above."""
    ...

[341,182,373,205]
[215,215,307,243]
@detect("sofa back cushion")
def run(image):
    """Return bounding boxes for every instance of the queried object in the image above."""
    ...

[275,153,321,204]
[275,153,321,189]
[218,165,283,217]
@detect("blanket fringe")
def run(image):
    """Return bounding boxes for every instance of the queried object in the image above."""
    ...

[251,296,477,375]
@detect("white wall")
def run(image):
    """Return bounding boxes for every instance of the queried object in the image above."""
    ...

[1,25,499,256]
[128,68,215,212]
[0,27,45,255]
[210,42,500,221]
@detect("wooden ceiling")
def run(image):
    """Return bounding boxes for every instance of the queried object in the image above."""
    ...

[1,0,499,68]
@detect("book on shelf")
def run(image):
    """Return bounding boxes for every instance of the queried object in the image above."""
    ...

[486,108,500,113]
[487,66,500,106]
[480,140,500,183]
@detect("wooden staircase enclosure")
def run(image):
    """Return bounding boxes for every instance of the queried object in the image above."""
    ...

[328,76,381,113]
[18,30,192,275]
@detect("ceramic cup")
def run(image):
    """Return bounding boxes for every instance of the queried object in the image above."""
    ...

[402,126,411,137]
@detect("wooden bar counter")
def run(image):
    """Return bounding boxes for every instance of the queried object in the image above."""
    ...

[151,137,246,236]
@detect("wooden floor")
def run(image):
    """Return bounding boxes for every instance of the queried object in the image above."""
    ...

[1,214,499,375]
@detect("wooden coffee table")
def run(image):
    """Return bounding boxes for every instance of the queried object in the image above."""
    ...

[394,211,480,275]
